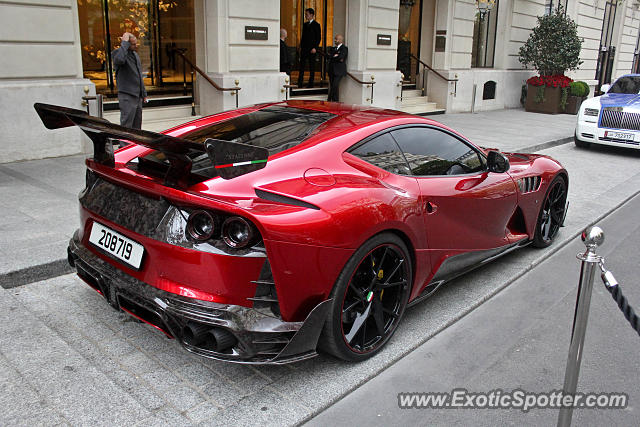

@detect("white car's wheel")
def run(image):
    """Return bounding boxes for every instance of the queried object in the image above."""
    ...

[574,132,590,149]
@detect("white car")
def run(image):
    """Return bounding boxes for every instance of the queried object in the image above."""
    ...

[575,74,640,150]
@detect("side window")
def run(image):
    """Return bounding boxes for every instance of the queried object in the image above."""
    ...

[391,127,485,176]
[350,133,411,175]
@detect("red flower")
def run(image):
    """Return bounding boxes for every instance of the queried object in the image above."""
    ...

[527,75,573,88]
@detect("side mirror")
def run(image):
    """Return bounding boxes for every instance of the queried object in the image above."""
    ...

[487,151,510,173]
[600,83,611,93]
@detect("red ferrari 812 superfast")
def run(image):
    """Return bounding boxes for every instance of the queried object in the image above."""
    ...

[35,101,568,363]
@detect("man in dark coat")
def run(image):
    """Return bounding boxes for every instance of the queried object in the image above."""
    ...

[328,34,348,102]
[280,28,291,75]
[297,8,321,88]
[112,32,147,129]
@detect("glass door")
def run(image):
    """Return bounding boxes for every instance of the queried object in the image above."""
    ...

[280,0,333,86]
[77,0,195,97]
[397,0,422,84]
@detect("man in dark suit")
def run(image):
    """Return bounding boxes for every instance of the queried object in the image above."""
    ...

[280,28,291,75]
[297,8,321,88]
[112,32,148,129]
[328,34,347,102]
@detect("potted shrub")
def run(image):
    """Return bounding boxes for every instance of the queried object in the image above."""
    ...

[565,81,589,114]
[518,5,583,114]
[525,75,573,114]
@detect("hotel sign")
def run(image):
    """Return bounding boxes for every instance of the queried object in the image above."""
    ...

[377,34,392,45]
[245,26,268,40]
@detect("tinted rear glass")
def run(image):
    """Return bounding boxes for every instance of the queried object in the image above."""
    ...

[182,106,335,153]
[135,106,335,180]
[608,76,640,94]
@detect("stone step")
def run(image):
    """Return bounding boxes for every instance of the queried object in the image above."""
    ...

[401,96,431,107]
[402,89,423,98]
[289,94,328,101]
[142,116,203,133]
[399,103,445,116]
[103,105,201,133]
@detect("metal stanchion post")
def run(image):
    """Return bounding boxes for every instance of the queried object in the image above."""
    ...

[557,226,604,427]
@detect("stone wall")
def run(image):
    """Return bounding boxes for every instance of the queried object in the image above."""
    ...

[0,0,93,163]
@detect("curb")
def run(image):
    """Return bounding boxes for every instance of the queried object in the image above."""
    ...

[0,259,73,290]
[520,136,573,153]
[0,136,575,289]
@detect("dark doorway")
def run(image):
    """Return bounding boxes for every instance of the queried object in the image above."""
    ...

[397,0,423,84]
[281,0,334,87]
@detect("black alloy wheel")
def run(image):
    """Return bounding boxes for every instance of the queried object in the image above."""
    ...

[319,233,412,361]
[533,175,568,248]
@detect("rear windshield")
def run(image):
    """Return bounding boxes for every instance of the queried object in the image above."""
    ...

[182,106,335,153]
[608,76,640,94]
[134,106,335,181]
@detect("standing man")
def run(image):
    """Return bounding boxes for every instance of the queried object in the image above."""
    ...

[297,8,321,88]
[112,32,147,129]
[328,34,347,102]
[280,28,292,75]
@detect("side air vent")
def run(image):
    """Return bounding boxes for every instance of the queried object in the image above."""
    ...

[255,188,320,210]
[517,176,542,194]
[248,259,281,318]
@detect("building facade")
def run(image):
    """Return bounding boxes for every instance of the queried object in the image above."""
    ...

[1,0,640,162]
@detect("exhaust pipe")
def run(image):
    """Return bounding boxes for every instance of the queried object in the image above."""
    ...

[203,327,237,352]
[182,322,211,346]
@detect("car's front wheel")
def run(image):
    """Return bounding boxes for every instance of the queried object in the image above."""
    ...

[319,233,412,361]
[533,175,568,248]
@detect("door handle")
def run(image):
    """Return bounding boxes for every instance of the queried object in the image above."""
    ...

[425,201,437,214]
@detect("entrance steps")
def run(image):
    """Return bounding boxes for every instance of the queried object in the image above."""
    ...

[289,85,329,101]
[399,88,445,116]
[103,104,201,133]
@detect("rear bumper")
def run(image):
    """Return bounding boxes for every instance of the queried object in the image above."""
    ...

[68,232,331,364]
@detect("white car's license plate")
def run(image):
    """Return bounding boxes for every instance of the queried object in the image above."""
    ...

[89,222,145,269]
[605,131,634,141]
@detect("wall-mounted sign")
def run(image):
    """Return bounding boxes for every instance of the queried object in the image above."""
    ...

[377,34,392,45]
[435,36,446,52]
[245,26,268,40]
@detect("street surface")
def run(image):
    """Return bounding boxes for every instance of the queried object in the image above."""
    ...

[308,179,640,426]
[1,110,639,425]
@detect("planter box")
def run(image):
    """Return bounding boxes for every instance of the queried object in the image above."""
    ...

[564,96,585,115]
[525,84,562,114]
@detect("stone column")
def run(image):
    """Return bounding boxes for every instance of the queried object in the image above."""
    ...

[0,0,94,163]
[194,0,286,114]
[343,0,403,109]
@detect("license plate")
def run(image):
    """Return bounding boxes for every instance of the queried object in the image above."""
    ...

[89,222,145,269]
[605,131,634,141]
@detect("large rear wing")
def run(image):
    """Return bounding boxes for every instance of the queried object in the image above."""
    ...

[33,103,268,187]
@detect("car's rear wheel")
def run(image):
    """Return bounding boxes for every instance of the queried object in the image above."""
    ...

[533,175,567,248]
[319,233,412,361]
[574,132,590,149]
